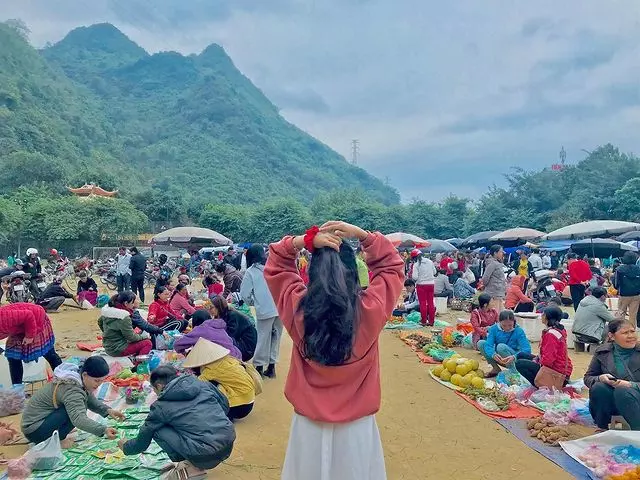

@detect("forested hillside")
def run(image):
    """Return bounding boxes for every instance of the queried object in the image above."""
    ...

[1,20,640,250]
[0,20,397,245]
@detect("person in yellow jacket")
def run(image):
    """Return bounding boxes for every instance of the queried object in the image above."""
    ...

[183,338,256,420]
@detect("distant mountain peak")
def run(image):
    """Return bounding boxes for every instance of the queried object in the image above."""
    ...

[53,23,147,56]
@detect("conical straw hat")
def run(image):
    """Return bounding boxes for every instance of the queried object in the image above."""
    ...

[183,338,230,368]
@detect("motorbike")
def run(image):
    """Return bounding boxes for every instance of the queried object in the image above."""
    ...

[30,274,48,299]
[2,271,33,303]
[99,267,118,291]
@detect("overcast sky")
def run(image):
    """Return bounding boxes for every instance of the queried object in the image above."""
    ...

[3,0,640,202]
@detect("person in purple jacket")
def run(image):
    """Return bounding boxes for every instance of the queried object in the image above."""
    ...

[173,310,242,360]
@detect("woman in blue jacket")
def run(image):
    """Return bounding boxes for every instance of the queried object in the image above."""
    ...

[477,310,531,377]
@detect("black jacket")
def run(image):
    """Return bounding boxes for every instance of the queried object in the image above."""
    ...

[22,257,41,276]
[225,309,257,362]
[77,278,98,294]
[39,283,74,301]
[131,310,164,336]
[122,374,235,469]
[614,264,640,297]
[584,342,640,389]
[129,253,147,278]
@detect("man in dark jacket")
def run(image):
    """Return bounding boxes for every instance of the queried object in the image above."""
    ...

[214,263,243,297]
[38,278,76,312]
[119,366,235,473]
[613,251,640,327]
[129,247,147,303]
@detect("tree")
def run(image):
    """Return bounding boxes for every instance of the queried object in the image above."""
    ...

[199,204,252,242]
[613,178,640,222]
[250,199,310,243]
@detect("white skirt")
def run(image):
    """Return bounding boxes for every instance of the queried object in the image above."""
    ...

[281,413,386,480]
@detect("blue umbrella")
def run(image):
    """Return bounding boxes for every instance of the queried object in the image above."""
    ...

[423,239,457,253]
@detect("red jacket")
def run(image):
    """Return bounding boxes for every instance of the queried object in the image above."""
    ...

[264,232,404,423]
[147,300,183,327]
[470,308,498,347]
[568,260,592,285]
[0,303,47,339]
[505,275,533,309]
[539,327,573,377]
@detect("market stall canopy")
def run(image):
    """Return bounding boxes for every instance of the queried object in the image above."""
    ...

[617,231,640,242]
[570,238,638,258]
[539,240,573,252]
[542,220,640,241]
[385,232,431,249]
[489,228,545,245]
[424,239,457,253]
[150,227,233,246]
[445,238,464,247]
[460,231,501,249]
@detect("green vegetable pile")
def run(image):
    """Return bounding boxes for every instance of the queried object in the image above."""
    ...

[462,386,510,411]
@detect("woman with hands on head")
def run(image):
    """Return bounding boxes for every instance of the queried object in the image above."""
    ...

[264,220,404,480]
[585,319,640,430]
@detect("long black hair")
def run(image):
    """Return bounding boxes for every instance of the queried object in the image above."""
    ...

[246,244,266,268]
[297,243,360,366]
[170,283,187,302]
[109,291,136,308]
[543,306,565,330]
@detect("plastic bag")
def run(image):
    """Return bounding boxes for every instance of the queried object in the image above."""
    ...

[567,398,595,426]
[529,387,570,405]
[434,319,451,327]
[0,385,25,417]
[477,397,500,412]
[406,312,421,324]
[462,333,473,349]
[27,430,64,471]
[543,408,570,425]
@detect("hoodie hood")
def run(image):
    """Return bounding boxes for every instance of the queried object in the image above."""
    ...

[511,275,526,290]
[101,305,130,320]
[160,374,201,402]
[53,363,82,385]
[204,318,227,330]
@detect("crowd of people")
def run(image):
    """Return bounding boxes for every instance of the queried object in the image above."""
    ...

[2,227,640,478]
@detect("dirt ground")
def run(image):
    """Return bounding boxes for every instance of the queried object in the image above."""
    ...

[0,297,597,479]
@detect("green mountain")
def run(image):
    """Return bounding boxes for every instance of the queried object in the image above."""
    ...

[0,21,398,226]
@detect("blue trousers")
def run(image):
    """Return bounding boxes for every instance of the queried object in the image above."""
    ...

[477,341,526,370]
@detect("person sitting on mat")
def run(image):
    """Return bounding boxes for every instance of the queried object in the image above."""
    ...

[392,279,419,316]
[173,309,242,360]
[119,365,236,476]
[584,319,640,431]
[147,286,189,332]
[478,309,531,377]
[470,293,498,349]
[98,292,152,357]
[515,306,573,387]
[505,275,534,313]
[22,356,123,448]
[184,338,256,421]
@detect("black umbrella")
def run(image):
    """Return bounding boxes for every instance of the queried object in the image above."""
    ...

[445,238,464,247]
[617,231,640,242]
[570,238,638,258]
[460,231,502,249]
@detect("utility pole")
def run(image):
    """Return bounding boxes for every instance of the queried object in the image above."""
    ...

[351,139,359,165]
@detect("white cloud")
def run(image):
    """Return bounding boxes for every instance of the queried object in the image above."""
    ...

[2,0,640,201]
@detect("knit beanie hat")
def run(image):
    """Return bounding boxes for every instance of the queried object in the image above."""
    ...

[80,356,110,378]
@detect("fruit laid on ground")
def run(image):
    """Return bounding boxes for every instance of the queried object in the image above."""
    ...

[450,374,463,386]
[526,419,572,446]
[471,377,485,388]
[456,364,471,376]
[433,366,444,377]
[445,360,458,373]
[440,370,452,382]
[469,359,480,370]
[475,369,485,378]
[451,354,461,359]
[460,375,473,388]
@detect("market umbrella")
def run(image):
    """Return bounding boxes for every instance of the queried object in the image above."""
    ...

[542,220,640,241]
[489,228,545,246]
[570,238,638,258]
[445,238,465,247]
[618,231,640,242]
[384,232,431,249]
[459,231,502,249]
[150,227,233,246]
[423,239,457,254]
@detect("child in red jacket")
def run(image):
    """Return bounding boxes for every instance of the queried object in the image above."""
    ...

[515,306,573,387]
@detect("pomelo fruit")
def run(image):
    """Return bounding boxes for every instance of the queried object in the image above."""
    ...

[450,373,463,386]
[445,360,458,373]
[440,370,452,382]
[433,365,444,377]
[471,377,485,388]
[475,369,485,378]
[456,364,470,376]
[460,375,473,388]
[469,359,480,370]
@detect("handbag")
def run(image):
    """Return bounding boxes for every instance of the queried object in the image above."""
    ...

[534,365,566,390]
[242,362,263,396]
